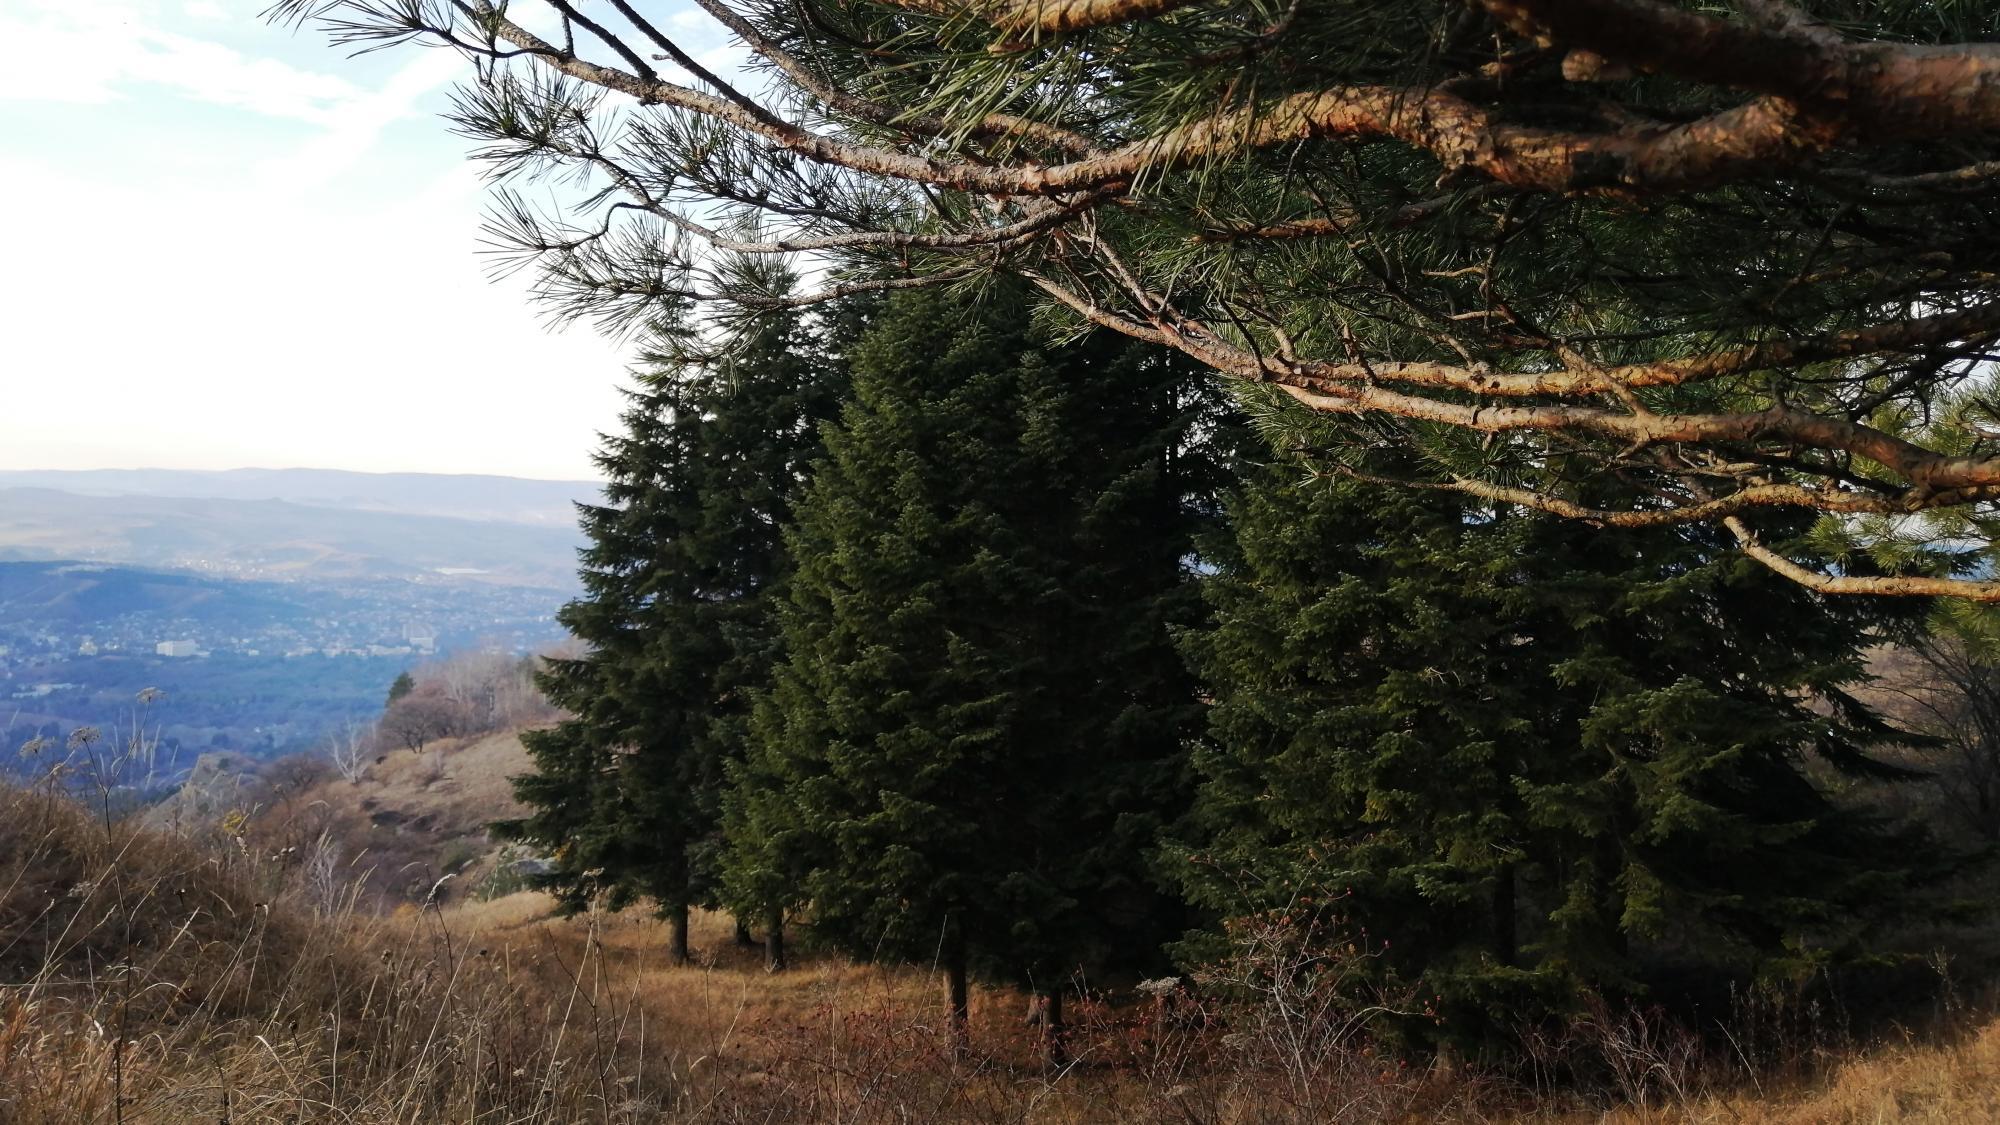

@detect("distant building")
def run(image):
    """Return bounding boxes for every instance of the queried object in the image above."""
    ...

[403,623,438,653]
[156,640,197,658]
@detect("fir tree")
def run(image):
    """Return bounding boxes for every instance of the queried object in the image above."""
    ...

[498,281,842,962]
[1177,407,1940,1055]
[385,671,414,708]
[726,284,1219,1052]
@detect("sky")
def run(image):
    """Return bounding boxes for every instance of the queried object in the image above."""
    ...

[0,0,730,481]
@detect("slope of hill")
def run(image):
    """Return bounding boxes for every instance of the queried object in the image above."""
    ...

[238,728,539,907]
[7,774,2000,1124]
[0,488,583,587]
[0,466,600,527]
[0,560,304,625]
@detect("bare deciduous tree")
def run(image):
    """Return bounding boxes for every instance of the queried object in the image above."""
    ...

[420,648,552,734]
[379,686,469,754]
[323,716,375,784]
[1876,635,2000,841]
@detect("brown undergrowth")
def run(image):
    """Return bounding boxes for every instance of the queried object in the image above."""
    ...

[5,783,1997,1123]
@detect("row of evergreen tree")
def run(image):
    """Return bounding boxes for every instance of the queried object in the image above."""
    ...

[498,277,1941,1058]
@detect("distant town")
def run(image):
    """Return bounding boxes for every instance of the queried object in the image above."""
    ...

[63,622,433,665]
[0,561,568,764]
[0,569,558,674]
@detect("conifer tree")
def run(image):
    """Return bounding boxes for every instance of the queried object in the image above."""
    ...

[726,284,1219,1051]
[1178,401,1939,1054]
[284,0,2000,601]
[498,281,842,962]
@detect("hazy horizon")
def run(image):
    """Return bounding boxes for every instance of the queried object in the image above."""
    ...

[0,463,603,485]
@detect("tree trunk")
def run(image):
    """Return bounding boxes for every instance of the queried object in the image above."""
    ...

[1434,1040,1463,1078]
[667,902,690,967]
[1600,844,1630,959]
[734,917,755,947]
[1493,864,1517,967]
[945,927,970,1056]
[765,907,787,973]
[1040,987,1067,1069]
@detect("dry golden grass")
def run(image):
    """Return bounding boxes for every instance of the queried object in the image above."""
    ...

[8,781,2000,1124]
[1,782,672,1124]
[1579,1019,2000,1125]
[1779,1020,2000,1123]
[0,782,1473,1123]
[441,894,1174,1122]
[445,893,1536,1123]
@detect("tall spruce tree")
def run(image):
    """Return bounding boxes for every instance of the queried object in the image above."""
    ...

[1178,401,1940,1055]
[498,284,842,962]
[724,284,1219,1051]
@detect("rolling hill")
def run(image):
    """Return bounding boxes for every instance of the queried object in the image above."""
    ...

[0,559,301,625]
[0,467,599,527]
[0,487,584,588]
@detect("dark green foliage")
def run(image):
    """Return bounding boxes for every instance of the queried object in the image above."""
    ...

[727,284,1223,992]
[496,288,843,922]
[1177,403,1941,1052]
[385,671,414,708]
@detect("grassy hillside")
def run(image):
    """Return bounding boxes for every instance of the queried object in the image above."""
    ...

[5,775,2000,1123]
[241,728,541,908]
[0,561,302,624]
[0,782,667,1123]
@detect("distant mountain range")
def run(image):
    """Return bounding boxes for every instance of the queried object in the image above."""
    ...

[0,469,600,589]
[0,468,601,528]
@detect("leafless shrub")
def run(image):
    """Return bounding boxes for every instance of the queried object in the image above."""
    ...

[1159,913,1480,1123]
[1569,999,1709,1111]
[296,830,347,917]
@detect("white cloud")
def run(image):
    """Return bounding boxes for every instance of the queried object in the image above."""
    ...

[253,48,468,190]
[0,1,362,124]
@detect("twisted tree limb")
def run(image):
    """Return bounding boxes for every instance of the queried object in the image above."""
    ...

[272,0,2000,599]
